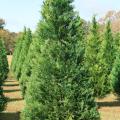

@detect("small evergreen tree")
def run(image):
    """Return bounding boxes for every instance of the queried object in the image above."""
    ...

[110,33,120,95]
[99,21,114,96]
[11,28,26,74]
[0,38,8,112]
[110,52,120,95]
[113,32,120,56]
[15,28,32,80]
[0,39,9,82]
[21,0,99,120]
[85,16,101,97]
[11,36,22,72]
[19,35,38,96]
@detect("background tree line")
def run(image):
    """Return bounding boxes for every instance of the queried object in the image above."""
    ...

[0,18,18,54]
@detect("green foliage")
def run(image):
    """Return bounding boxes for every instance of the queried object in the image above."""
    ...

[85,19,115,97]
[110,54,120,95]
[0,87,6,112]
[99,21,114,96]
[85,16,101,97]
[110,33,120,95]
[15,28,32,80]
[19,35,39,96]
[11,28,32,81]
[0,39,9,82]
[0,38,8,112]
[11,29,26,73]
[21,0,99,120]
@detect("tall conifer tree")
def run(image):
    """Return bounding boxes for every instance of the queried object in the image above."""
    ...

[99,21,114,96]
[11,28,27,74]
[0,39,9,82]
[85,16,101,97]
[15,28,32,80]
[19,35,39,96]
[21,0,99,120]
[110,33,120,95]
[0,38,8,112]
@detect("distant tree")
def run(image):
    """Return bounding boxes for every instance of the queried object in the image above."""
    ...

[110,33,120,95]
[19,35,38,96]
[11,28,26,74]
[15,28,32,80]
[99,10,120,33]
[0,18,18,54]
[0,19,5,29]
[99,21,114,96]
[85,16,102,97]
[110,50,120,95]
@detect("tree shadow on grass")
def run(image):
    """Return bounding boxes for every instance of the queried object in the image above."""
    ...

[7,98,23,102]
[97,100,120,108]
[3,89,20,93]
[3,84,19,87]
[4,80,16,82]
[0,112,20,120]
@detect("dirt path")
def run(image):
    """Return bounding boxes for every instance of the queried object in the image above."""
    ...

[0,74,24,120]
[97,94,120,120]
[0,56,24,120]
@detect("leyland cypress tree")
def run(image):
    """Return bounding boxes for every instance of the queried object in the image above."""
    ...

[15,29,32,80]
[19,35,39,96]
[85,16,101,97]
[99,21,114,96]
[11,28,26,74]
[0,38,8,112]
[0,39,9,81]
[110,33,120,95]
[110,51,120,95]
[11,37,22,72]
[21,0,99,120]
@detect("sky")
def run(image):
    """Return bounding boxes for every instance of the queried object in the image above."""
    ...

[0,0,120,32]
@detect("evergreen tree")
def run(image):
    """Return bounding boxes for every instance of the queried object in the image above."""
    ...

[19,35,39,96]
[110,33,120,95]
[99,21,114,96]
[110,51,120,95]
[0,39,9,82]
[85,16,101,97]
[21,0,99,120]
[11,36,22,72]
[11,28,26,74]
[113,32,120,56]
[15,28,32,80]
[0,38,8,112]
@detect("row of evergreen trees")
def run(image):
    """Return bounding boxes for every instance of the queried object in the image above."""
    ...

[0,38,8,112]
[11,0,120,119]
